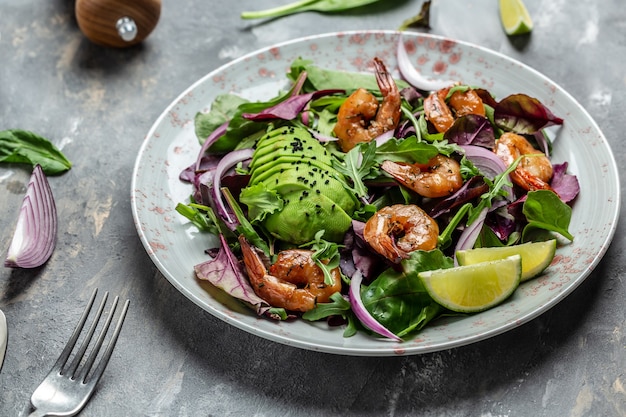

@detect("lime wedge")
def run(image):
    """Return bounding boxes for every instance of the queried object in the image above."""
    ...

[456,240,556,282]
[499,0,533,35]
[419,255,522,313]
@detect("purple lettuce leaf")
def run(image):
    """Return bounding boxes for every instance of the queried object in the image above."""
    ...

[428,176,489,218]
[194,234,271,316]
[242,89,343,122]
[444,114,495,148]
[494,94,564,134]
[485,205,518,241]
[550,162,580,203]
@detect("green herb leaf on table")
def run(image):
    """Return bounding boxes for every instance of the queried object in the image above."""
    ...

[241,0,382,20]
[398,0,432,31]
[0,129,71,175]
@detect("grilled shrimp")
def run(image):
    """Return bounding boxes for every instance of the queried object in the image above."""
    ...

[424,87,485,133]
[381,154,464,198]
[333,57,402,152]
[494,132,553,191]
[363,204,439,263]
[423,88,455,133]
[238,236,342,312]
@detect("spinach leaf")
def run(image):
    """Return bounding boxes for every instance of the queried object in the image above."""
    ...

[374,137,439,164]
[361,250,451,337]
[0,129,72,175]
[242,0,382,20]
[522,190,574,241]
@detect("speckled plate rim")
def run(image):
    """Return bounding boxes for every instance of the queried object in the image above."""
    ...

[131,30,620,356]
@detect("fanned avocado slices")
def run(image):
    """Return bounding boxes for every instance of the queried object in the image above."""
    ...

[241,126,359,244]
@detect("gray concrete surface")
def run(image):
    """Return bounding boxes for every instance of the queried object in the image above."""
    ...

[1,0,624,416]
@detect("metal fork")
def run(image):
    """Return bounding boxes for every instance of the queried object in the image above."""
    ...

[28,289,130,417]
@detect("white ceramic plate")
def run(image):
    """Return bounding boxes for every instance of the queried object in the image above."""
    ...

[131,31,620,356]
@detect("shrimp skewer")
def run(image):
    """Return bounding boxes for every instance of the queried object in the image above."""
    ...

[381,154,464,198]
[493,132,553,191]
[333,57,402,152]
[363,204,439,263]
[238,236,342,312]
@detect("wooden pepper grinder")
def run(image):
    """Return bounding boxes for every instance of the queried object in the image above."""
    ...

[75,0,161,48]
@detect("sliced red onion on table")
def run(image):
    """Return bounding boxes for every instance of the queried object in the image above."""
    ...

[349,271,402,342]
[5,165,57,268]
[397,35,454,92]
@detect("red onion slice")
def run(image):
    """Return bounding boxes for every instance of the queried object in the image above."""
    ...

[460,145,507,179]
[211,148,254,225]
[349,271,402,342]
[5,165,57,268]
[453,206,488,266]
[397,35,454,92]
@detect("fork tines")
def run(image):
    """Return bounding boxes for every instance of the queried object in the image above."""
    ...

[53,289,130,384]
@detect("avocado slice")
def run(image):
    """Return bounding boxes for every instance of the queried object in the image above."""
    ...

[241,125,360,244]
[258,166,358,214]
[250,127,333,170]
[263,190,353,244]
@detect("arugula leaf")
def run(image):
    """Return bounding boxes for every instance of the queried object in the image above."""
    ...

[302,230,342,285]
[0,129,72,175]
[242,0,382,20]
[302,292,359,337]
[438,155,518,247]
[332,141,377,198]
[222,188,271,256]
[175,202,218,234]
[238,183,284,223]
[522,190,574,241]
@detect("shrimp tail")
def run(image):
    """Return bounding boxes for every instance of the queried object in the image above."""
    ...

[514,169,553,191]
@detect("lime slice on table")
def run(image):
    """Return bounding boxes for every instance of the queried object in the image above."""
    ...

[419,255,522,313]
[456,240,556,282]
[499,0,534,35]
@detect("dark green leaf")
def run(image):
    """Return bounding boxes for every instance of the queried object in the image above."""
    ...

[0,129,71,175]
[361,250,451,337]
[398,0,431,31]
[375,137,439,164]
[522,190,574,241]
[242,0,382,20]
